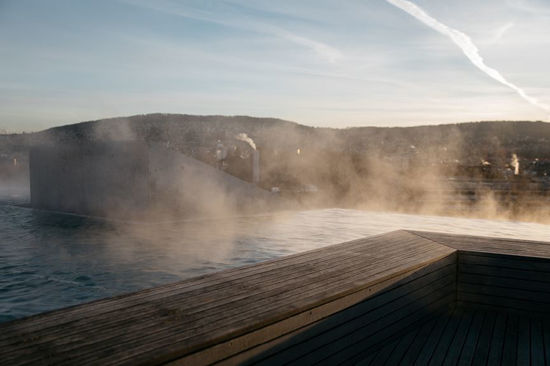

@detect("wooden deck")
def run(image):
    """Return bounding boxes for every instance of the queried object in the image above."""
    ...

[411,231,550,315]
[356,306,550,366]
[410,231,550,259]
[1,230,550,365]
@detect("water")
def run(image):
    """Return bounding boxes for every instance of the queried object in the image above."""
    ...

[1,204,549,323]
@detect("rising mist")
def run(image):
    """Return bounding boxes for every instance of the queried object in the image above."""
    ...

[1,114,550,224]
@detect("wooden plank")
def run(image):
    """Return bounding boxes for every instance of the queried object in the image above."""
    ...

[456,301,541,318]
[225,260,456,366]
[0,231,455,366]
[119,256,452,366]
[9,230,550,366]
[348,317,426,366]
[530,318,544,366]
[335,287,452,366]
[460,264,550,287]
[427,233,550,250]
[317,294,455,366]
[255,275,455,365]
[366,337,399,365]
[73,249,454,366]
[0,230,420,337]
[464,246,550,258]
[517,316,530,366]
[543,318,550,366]
[214,259,455,366]
[460,250,550,263]
[486,312,506,366]
[2,243,452,364]
[382,323,420,365]
[459,282,550,305]
[1,234,440,344]
[0,250,368,342]
[460,253,550,273]
[501,314,519,366]
[0,234,414,339]
[326,297,455,366]
[301,286,455,366]
[215,271,422,366]
[398,316,441,365]
[354,351,378,366]
[409,231,550,259]
[368,309,545,366]
[458,245,550,258]
[460,271,550,293]
[457,292,550,314]
[414,311,454,365]
[444,308,474,365]
[471,311,496,366]
[428,307,463,366]
[457,310,484,366]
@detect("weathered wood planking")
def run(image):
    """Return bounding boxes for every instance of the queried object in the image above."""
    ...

[4,230,550,365]
[354,307,550,366]
[232,254,456,365]
[411,230,550,314]
[0,231,419,335]
[0,230,455,366]
[409,230,550,259]
[457,251,550,314]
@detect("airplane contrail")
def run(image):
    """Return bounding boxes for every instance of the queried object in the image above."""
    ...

[385,0,549,112]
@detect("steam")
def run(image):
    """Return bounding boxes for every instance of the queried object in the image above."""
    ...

[4,113,550,231]
[235,133,256,150]
[511,153,519,175]
[385,0,550,112]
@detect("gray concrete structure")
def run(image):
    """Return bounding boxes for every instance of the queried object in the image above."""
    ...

[148,143,273,217]
[29,141,274,218]
[30,142,150,216]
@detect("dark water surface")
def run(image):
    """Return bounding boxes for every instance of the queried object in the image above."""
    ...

[1,204,549,322]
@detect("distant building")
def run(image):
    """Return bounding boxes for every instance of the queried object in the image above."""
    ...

[29,141,275,218]
[30,141,150,216]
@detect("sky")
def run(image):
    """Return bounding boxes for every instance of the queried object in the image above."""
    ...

[1,0,550,131]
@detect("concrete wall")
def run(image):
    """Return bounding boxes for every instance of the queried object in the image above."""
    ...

[148,143,275,217]
[30,142,150,216]
[29,142,275,218]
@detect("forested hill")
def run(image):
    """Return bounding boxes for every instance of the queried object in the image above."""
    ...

[2,114,550,164]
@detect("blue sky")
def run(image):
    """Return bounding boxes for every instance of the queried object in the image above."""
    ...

[1,0,549,131]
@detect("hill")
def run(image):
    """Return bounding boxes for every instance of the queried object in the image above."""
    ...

[2,114,550,221]
[3,114,550,162]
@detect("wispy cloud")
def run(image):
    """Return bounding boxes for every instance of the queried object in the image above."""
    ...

[507,0,550,17]
[386,0,549,112]
[120,0,341,63]
[270,29,342,63]
[491,22,515,44]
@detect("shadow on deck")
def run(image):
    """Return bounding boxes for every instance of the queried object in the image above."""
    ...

[358,305,550,366]
[231,246,550,366]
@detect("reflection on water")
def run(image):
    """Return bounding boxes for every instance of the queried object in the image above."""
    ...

[1,204,549,322]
